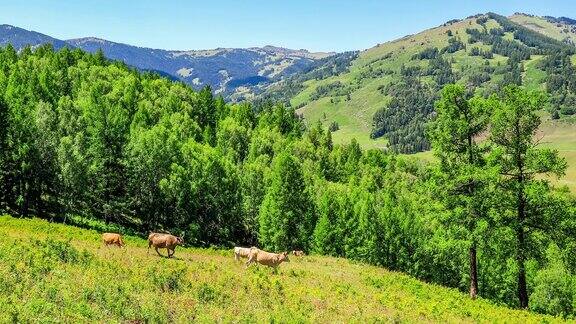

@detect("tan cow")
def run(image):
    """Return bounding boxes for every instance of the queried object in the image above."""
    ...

[102,233,125,247]
[148,232,184,258]
[245,249,290,268]
[234,246,259,261]
[292,250,305,257]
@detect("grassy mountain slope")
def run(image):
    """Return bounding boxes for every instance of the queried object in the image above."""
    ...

[0,215,562,323]
[539,116,576,192]
[289,15,500,148]
[510,13,576,45]
[278,13,576,191]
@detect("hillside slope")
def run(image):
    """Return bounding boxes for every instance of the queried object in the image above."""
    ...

[281,13,572,148]
[510,13,576,45]
[268,12,576,191]
[0,216,562,323]
[67,38,333,98]
[0,24,333,99]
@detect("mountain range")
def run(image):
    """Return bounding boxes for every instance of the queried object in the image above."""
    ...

[0,24,333,99]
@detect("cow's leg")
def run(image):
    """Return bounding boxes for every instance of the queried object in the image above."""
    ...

[234,253,239,261]
[155,247,163,257]
[245,256,254,268]
[167,248,172,258]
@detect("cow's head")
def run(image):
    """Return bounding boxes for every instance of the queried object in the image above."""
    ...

[177,232,185,245]
[281,251,290,262]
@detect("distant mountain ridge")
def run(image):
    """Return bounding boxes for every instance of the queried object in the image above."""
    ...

[0,24,334,100]
[0,24,69,50]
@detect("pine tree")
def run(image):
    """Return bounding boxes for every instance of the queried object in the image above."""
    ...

[428,84,493,299]
[259,152,314,251]
[490,85,567,308]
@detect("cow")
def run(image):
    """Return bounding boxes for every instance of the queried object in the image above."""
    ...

[234,246,259,261]
[102,233,125,247]
[292,250,305,257]
[245,249,290,269]
[148,232,184,258]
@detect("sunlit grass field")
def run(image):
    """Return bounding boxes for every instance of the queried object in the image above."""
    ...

[539,118,576,193]
[0,215,563,323]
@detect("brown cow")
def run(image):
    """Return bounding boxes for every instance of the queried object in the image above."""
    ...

[245,250,290,269]
[148,232,184,258]
[102,233,125,247]
[292,250,305,257]
[234,246,259,261]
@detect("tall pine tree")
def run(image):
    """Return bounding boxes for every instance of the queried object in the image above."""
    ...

[490,85,567,308]
[259,152,314,251]
[428,84,492,299]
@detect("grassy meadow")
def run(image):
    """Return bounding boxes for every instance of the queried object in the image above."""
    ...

[539,117,576,192]
[0,215,565,323]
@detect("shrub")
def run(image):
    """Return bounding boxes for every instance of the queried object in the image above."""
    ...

[329,121,340,132]
[530,246,575,317]
[197,283,217,303]
[560,106,576,116]
[149,265,188,292]
[34,239,93,266]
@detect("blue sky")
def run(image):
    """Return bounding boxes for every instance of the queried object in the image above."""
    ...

[0,0,575,52]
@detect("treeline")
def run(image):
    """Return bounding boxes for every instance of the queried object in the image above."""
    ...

[487,13,575,54]
[540,51,576,117]
[309,81,350,101]
[1,46,576,317]
[371,75,435,153]
[371,57,454,153]
[466,27,532,60]
[256,51,358,107]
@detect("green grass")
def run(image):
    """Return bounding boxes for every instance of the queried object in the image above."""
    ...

[538,117,576,192]
[0,215,564,323]
[523,55,547,91]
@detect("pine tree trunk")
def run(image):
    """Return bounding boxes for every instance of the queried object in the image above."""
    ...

[469,243,478,299]
[517,220,528,308]
[517,179,529,308]
[469,244,478,299]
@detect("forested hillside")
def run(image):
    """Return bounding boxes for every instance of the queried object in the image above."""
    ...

[271,13,576,154]
[0,24,333,100]
[1,43,576,317]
